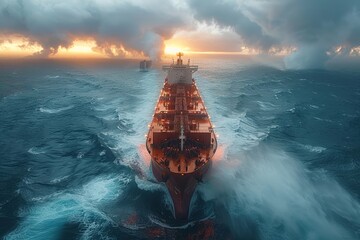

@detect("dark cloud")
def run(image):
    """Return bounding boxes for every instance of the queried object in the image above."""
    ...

[188,0,360,69]
[0,0,359,68]
[188,0,277,50]
[0,0,187,59]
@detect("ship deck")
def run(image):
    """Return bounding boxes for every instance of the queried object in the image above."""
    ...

[146,80,217,174]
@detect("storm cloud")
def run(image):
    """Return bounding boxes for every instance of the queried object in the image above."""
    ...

[188,0,360,68]
[0,0,188,58]
[0,0,359,68]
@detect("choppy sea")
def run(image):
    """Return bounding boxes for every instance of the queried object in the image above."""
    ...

[0,56,359,239]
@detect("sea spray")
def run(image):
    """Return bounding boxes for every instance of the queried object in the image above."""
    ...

[198,145,360,239]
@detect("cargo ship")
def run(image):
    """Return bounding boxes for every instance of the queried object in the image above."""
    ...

[140,60,152,72]
[146,53,217,219]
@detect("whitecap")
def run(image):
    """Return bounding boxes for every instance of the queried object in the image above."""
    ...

[22,177,33,185]
[99,114,117,121]
[45,75,60,79]
[93,105,115,112]
[39,105,74,114]
[50,175,70,184]
[301,144,327,153]
[28,147,46,155]
[313,116,334,123]
[81,174,131,203]
[288,107,296,113]
[77,152,84,159]
[309,104,320,109]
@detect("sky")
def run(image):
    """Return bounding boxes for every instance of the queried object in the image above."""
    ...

[0,0,359,69]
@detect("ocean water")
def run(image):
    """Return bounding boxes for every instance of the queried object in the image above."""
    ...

[0,57,359,239]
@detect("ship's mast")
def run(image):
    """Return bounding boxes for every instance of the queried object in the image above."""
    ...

[176,52,183,65]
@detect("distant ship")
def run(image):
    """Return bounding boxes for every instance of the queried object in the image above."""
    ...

[146,53,217,219]
[140,60,152,72]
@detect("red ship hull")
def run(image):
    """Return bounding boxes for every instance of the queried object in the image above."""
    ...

[145,53,217,220]
[151,156,211,219]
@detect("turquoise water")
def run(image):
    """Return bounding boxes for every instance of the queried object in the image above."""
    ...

[0,57,359,239]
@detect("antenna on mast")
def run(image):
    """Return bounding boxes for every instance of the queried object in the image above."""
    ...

[177,52,184,59]
[176,52,184,65]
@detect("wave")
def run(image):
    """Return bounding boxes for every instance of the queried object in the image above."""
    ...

[300,144,327,153]
[342,113,357,118]
[198,145,360,239]
[313,116,335,123]
[77,152,84,159]
[28,147,46,155]
[6,174,131,240]
[45,75,60,79]
[234,113,271,150]
[287,107,296,113]
[30,192,63,203]
[256,101,277,111]
[134,175,163,192]
[309,104,320,109]
[50,175,70,184]
[39,105,74,114]
[148,214,213,230]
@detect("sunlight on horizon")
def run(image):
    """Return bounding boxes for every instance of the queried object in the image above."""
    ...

[53,40,107,59]
[0,35,359,60]
[0,36,43,58]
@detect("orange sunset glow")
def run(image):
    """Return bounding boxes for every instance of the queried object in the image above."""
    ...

[0,37,104,58]
[0,37,202,58]
[0,35,358,60]
[0,37,145,59]
[0,38,260,58]
[53,40,106,59]
[0,36,42,58]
